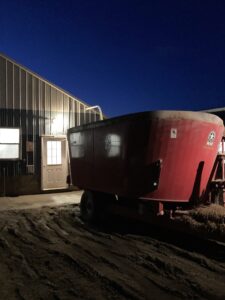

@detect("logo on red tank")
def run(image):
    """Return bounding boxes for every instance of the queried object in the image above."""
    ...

[207,131,216,146]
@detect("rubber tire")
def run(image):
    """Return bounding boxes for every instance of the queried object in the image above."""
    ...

[80,191,117,223]
[80,191,100,222]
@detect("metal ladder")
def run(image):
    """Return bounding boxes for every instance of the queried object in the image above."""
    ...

[208,136,225,206]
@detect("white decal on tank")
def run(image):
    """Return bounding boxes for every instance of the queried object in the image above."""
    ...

[170,128,177,139]
[207,131,216,146]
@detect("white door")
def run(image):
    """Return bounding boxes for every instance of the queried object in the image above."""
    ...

[41,136,68,190]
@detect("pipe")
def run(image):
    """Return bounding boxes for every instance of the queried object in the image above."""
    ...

[85,105,103,121]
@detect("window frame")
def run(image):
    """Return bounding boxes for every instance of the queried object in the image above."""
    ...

[0,127,21,161]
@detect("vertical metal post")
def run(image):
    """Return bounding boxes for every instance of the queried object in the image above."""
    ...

[222,138,225,206]
[3,168,6,197]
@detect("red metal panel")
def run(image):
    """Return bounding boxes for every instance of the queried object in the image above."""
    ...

[142,118,223,202]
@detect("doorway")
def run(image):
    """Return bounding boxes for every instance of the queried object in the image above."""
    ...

[41,136,68,190]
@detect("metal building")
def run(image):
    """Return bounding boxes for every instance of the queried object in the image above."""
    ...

[204,108,225,124]
[0,53,101,195]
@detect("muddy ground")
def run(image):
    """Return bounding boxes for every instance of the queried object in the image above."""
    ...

[0,204,225,300]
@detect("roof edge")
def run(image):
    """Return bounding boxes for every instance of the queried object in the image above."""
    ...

[201,107,225,113]
[0,52,90,107]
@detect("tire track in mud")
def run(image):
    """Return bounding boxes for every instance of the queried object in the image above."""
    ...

[41,207,225,299]
[0,205,225,299]
[44,217,160,299]
[47,208,225,299]
[105,232,225,299]
[48,248,141,300]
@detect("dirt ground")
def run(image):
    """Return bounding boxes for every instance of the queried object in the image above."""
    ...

[0,201,225,300]
[0,191,82,211]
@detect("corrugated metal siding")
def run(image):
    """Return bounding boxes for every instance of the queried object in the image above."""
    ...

[0,54,100,178]
[0,57,6,126]
[63,95,69,133]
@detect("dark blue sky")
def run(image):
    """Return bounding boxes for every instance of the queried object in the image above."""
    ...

[1,0,225,117]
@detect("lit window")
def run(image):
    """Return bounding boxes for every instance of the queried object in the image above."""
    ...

[47,141,62,165]
[0,128,20,160]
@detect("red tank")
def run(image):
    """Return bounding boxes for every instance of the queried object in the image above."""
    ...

[68,111,224,203]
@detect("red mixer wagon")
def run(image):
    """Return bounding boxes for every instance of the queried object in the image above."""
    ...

[68,111,224,221]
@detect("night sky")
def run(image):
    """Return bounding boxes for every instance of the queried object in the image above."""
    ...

[0,0,225,117]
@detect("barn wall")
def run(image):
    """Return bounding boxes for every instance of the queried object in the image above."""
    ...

[0,54,100,195]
